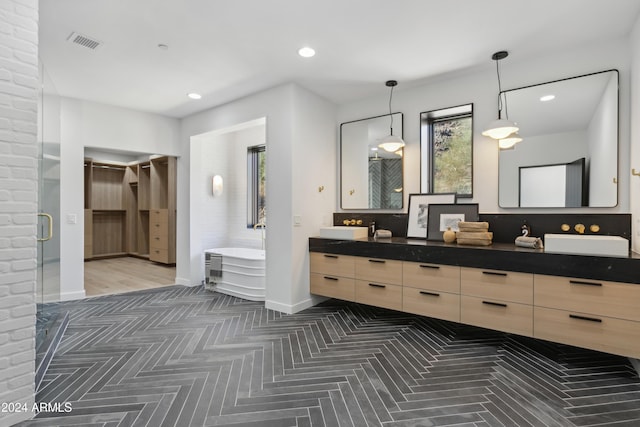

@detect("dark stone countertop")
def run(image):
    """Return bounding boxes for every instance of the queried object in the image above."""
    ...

[309,237,640,285]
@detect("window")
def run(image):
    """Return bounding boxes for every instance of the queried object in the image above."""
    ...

[247,145,266,228]
[420,104,473,197]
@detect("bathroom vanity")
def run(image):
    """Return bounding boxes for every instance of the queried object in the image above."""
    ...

[309,237,640,359]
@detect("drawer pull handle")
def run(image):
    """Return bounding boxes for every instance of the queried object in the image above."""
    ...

[368,259,385,264]
[569,280,602,287]
[482,271,507,277]
[569,314,602,323]
[323,254,338,259]
[419,264,440,269]
[482,301,507,308]
[419,291,440,297]
[368,283,386,288]
[323,276,338,281]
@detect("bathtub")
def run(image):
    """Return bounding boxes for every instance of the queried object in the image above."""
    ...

[204,248,265,301]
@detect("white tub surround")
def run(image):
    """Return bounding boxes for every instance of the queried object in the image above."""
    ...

[204,248,266,301]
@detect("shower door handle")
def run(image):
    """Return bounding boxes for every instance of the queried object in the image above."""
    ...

[37,213,53,242]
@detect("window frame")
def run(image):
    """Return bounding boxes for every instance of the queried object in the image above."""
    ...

[247,144,266,228]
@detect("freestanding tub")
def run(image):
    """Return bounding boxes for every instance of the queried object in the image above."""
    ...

[204,248,265,301]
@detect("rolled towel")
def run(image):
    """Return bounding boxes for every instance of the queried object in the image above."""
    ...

[374,229,392,239]
[515,236,544,249]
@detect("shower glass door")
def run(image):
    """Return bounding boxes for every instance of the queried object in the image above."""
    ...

[36,61,61,349]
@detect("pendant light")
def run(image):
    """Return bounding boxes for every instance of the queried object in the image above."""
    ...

[482,51,519,140]
[378,80,405,152]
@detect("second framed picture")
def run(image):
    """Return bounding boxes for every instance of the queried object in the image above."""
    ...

[426,203,479,241]
[406,193,457,239]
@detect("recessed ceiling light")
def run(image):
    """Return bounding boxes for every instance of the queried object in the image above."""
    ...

[298,46,315,58]
[187,93,202,100]
[540,94,555,102]
[157,44,169,51]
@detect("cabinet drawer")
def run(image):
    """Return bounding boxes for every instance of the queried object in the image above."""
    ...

[150,228,168,249]
[310,273,355,301]
[150,247,169,263]
[355,257,402,285]
[461,295,533,337]
[403,287,460,322]
[150,209,168,225]
[534,306,640,359]
[534,274,640,322]
[461,267,533,304]
[310,253,355,277]
[403,262,460,293]
[355,279,402,311]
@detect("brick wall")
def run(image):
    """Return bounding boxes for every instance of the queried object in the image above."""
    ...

[0,0,38,424]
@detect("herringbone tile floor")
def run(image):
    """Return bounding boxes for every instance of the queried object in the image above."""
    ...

[17,285,640,426]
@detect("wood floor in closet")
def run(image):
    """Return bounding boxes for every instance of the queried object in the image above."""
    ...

[84,257,176,297]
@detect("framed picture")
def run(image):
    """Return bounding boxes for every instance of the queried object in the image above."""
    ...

[426,203,479,241]
[406,193,457,239]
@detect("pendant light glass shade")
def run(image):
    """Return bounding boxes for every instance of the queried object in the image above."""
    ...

[378,80,405,152]
[482,118,519,140]
[378,134,404,152]
[498,132,522,149]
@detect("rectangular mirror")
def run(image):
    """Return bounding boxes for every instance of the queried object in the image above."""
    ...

[499,70,618,208]
[340,113,403,209]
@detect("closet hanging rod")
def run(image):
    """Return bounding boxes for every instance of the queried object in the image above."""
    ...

[140,165,151,169]
[92,164,126,170]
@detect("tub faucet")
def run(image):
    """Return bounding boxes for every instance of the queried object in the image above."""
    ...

[254,222,266,250]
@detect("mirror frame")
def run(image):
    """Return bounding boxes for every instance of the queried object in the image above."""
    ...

[340,113,404,210]
[498,69,619,208]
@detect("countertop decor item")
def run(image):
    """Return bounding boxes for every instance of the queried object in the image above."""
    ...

[406,193,456,239]
[443,227,456,243]
[426,203,479,241]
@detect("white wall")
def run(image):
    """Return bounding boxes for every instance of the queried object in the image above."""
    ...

[59,97,180,300]
[190,119,266,281]
[630,14,640,253]
[337,37,631,214]
[179,84,336,313]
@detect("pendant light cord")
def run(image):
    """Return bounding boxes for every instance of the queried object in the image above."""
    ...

[389,84,395,134]
[495,57,510,120]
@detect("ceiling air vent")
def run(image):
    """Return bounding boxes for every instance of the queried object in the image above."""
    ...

[67,32,102,50]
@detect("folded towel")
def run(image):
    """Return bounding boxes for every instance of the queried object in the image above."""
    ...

[457,221,489,231]
[457,238,493,246]
[374,229,392,239]
[455,231,493,240]
[515,236,544,249]
[205,252,223,284]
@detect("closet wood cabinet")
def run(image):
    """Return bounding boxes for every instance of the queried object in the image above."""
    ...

[84,156,176,264]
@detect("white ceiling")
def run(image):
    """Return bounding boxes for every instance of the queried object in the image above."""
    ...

[39,0,640,119]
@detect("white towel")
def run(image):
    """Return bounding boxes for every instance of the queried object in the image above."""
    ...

[515,236,543,249]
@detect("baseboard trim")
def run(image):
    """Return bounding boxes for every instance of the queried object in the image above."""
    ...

[60,290,86,301]
[265,297,316,314]
[175,277,197,286]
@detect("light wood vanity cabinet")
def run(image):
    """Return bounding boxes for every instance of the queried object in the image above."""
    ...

[354,257,403,310]
[534,274,640,358]
[309,247,640,359]
[402,262,460,322]
[310,253,356,301]
[460,267,534,336]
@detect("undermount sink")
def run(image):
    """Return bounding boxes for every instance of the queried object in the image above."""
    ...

[319,226,368,240]
[544,234,629,258]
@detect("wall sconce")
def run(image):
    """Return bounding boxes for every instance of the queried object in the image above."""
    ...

[212,174,223,196]
[483,51,520,142]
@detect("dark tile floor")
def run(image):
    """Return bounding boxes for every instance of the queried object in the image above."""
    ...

[16,286,640,426]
